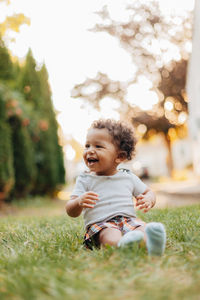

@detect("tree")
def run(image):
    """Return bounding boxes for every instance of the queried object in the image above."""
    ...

[18,58,65,195]
[0,2,65,199]
[18,49,41,107]
[71,1,192,175]
[9,115,36,197]
[0,46,65,199]
[0,0,30,39]
[92,2,192,85]
[1,87,37,199]
[0,85,15,201]
[0,38,13,80]
[0,12,35,199]
[35,64,65,192]
[129,58,188,173]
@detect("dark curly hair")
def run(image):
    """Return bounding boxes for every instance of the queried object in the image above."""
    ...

[91,119,137,160]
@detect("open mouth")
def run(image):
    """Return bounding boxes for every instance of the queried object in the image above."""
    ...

[87,157,99,166]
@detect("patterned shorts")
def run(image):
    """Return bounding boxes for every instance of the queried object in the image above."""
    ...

[84,215,145,250]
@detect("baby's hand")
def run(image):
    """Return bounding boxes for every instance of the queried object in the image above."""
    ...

[78,191,99,209]
[135,192,155,213]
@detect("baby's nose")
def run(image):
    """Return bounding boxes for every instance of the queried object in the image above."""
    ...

[88,147,95,153]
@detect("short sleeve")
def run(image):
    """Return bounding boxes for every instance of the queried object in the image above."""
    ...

[71,174,88,197]
[131,173,147,197]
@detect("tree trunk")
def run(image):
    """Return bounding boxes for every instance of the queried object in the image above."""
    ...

[164,134,173,177]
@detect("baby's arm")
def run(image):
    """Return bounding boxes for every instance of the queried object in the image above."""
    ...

[135,188,156,213]
[66,191,99,217]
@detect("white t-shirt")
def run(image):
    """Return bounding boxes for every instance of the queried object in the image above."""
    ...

[71,169,147,228]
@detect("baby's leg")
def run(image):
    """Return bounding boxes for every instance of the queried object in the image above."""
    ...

[118,219,166,256]
[118,218,146,247]
[98,220,166,255]
[145,222,166,256]
[132,220,166,255]
[134,218,146,237]
[99,227,122,246]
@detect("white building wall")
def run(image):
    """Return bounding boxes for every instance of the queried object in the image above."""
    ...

[187,0,200,176]
[121,136,193,178]
[172,138,193,170]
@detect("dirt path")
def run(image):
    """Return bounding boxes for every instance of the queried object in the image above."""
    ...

[0,181,199,217]
[0,199,66,217]
[155,192,200,208]
[150,179,200,208]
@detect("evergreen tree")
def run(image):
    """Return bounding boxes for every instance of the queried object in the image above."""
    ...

[0,45,65,199]
[32,64,65,194]
[9,115,36,198]
[0,85,14,201]
[0,121,14,201]
[2,86,37,199]
[0,4,65,199]
[0,37,13,81]
[18,49,41,107]
[38,64,65,185]
[18,55,65,194]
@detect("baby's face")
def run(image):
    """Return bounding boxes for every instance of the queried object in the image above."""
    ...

[83,128,119,176]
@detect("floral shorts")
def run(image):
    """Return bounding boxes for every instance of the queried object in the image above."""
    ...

[84,215,145,250]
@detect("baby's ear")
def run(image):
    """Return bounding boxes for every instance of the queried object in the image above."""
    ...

[115,151,127,163]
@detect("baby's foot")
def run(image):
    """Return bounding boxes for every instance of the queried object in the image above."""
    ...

[118,230,144,247]
[145,222,166,256]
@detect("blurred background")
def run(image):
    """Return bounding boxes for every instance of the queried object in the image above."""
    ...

[0,0,199,206]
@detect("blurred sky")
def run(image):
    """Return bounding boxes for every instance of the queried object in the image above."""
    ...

[0,0,195,151]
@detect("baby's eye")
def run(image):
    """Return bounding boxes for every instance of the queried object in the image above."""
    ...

[85,144,90,148]
[96,145,102,148]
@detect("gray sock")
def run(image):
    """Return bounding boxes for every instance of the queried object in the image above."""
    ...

[145,222,166,256]
[118,230,144,247]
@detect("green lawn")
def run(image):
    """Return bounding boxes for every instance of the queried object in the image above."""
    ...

[0,201,200,300]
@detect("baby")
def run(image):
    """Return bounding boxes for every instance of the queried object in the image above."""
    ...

[66,119,166,255]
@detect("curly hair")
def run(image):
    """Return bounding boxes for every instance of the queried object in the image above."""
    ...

[91,119,137,160]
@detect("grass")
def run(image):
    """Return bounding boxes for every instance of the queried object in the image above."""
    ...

[0,201,200,300]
